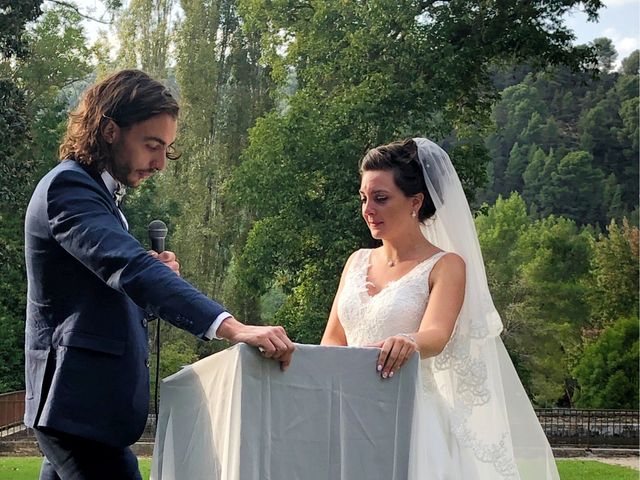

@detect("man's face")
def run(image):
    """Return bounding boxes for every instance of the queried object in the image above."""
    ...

[106,113,178,187]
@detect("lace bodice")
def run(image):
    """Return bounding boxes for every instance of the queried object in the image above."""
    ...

[338,249,447,346]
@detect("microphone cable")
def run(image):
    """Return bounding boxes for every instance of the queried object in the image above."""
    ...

[155,316,160,423]
[148,220,168,427]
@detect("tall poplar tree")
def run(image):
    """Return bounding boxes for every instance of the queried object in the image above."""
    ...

[117,0,175,79]
[166,0,273,349]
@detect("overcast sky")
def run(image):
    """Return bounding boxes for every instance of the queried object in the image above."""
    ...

[73,0,639,68]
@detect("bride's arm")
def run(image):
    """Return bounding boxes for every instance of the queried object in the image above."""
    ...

[320,252,357,346]
[414,252,466,357]
[373,253,465,379]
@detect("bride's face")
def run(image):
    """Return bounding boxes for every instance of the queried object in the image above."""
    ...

[360,170,418,240]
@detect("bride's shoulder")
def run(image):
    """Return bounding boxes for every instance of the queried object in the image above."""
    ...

[342,248,370,271]
[347,248,373,261]
[431,251,465,278]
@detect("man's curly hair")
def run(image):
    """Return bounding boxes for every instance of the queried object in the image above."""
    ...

[59,69,180,173]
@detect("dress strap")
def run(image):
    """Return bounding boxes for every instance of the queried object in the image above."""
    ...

[428,250,449,265]
[343,248,366,277]
[421,250,449,278]
[352,249,372,275]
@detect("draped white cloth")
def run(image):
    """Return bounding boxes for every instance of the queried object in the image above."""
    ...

[151,343,421,480]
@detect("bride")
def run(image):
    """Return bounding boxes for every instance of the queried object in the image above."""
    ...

[321,138,559,479]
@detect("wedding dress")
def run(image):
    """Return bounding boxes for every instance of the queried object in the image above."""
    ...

[338,248,477,479]
[337,247,559,479]
[338,249,460,480]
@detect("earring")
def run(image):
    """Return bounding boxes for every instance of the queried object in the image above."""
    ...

[411,211,417,218]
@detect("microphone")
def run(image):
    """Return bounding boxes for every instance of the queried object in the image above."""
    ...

[147,220,168,420]
[148,220,168,253]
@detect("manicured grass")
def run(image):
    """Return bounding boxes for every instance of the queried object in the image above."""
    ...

[0,457,636,479]
[0,457,40,479]
[0,456,151,479]
[556,459,638,480]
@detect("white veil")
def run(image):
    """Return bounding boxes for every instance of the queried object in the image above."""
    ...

[410,138,559,479]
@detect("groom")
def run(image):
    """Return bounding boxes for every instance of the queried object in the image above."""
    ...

[24,69,294,479]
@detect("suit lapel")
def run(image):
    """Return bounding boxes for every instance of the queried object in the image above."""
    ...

[78,162,129,231]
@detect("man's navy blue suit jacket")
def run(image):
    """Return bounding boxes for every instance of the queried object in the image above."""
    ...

[24,159,226,448]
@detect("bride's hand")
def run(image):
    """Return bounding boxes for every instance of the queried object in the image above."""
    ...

[367,334,418,379]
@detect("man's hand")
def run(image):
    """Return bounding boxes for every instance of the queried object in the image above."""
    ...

[217,317,295,371]
[149,250,180,276]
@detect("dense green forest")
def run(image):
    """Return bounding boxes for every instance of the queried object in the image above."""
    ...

[0,0,637,409]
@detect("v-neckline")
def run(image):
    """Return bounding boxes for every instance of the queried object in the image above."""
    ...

[363,249,444,299]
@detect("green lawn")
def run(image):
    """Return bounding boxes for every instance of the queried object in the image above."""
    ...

[0,457,636,479]
[0,457,151,479]
[556,459,638,480]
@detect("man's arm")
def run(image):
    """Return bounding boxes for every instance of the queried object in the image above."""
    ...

[46,167,295,369]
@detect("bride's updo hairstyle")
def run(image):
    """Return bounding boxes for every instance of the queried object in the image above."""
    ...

[359,139,436,222]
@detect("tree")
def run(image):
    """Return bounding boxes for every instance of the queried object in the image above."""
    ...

[521,146,554,209]
[587,219,639,327]
[476,192,529,308]
[0,0,45,206]
[232,0,604,342]
[480,42,639,224]
[540,150,605,225]
[17,4,93,191]
[475,193,531,384]
[116,0,175,79]
[0,4,92,393]
[602,173,625,222]
[520,113,561,149]
[579,98,625,182]
[0,11,38,392]
[0,82,30,206]
[0,211,29,392]
[510,216,592,405]
[617,96,639,209]
[149,338,199,406]
[0,0,42,58]
[124,0,276,362]
[591,37,617,72]
[505,142,536,193]
[485,82,547,200]
[621,49,639,75]
[477,198,593,405]
[573,317,639,409]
